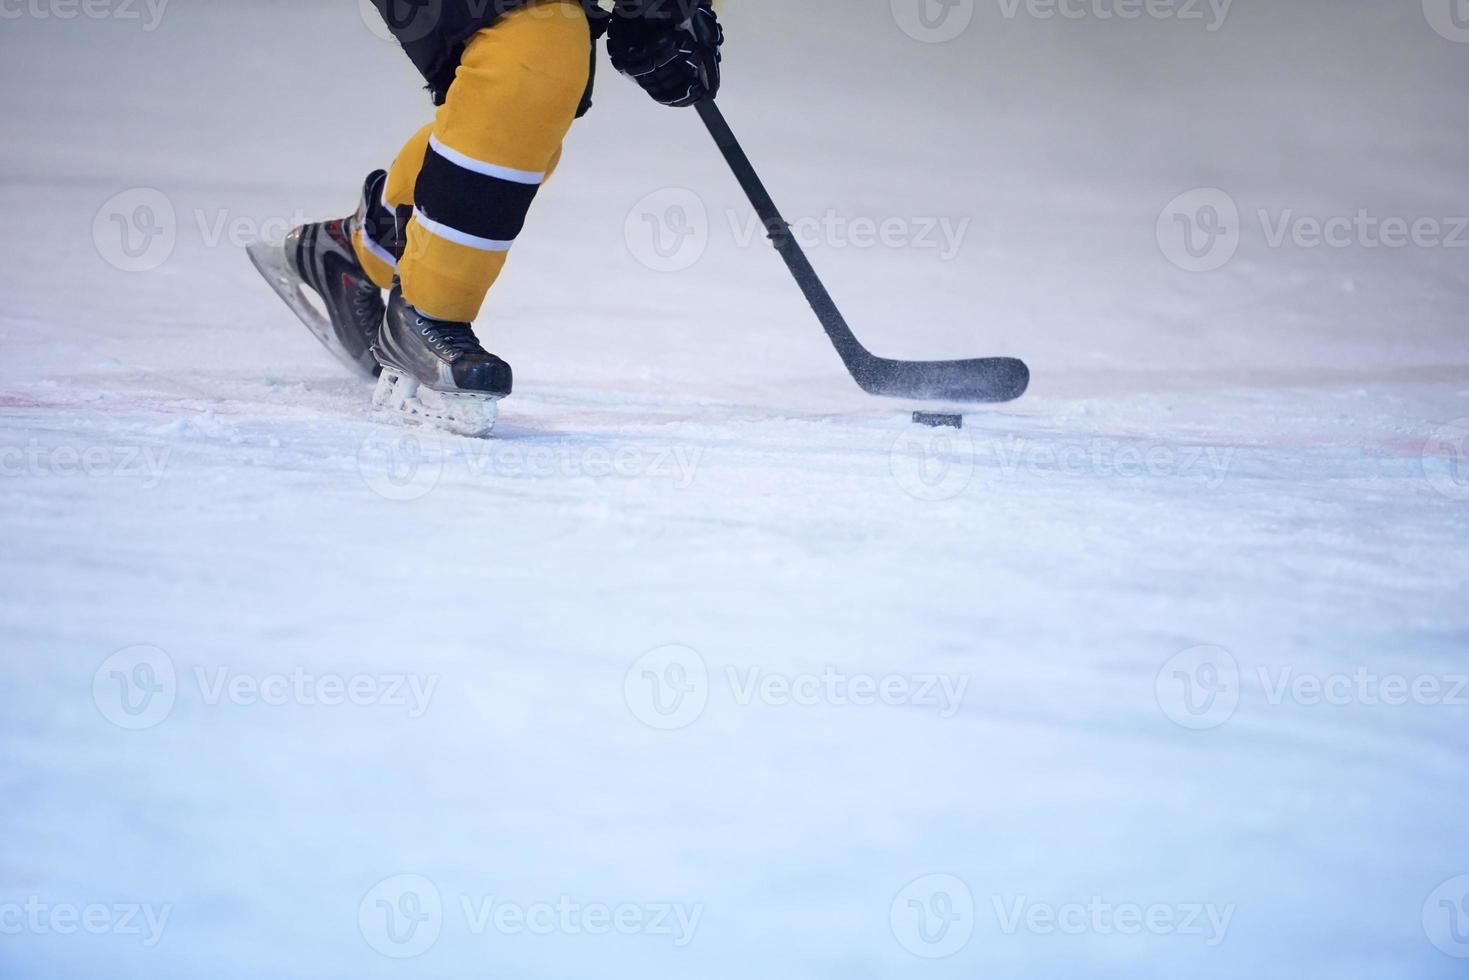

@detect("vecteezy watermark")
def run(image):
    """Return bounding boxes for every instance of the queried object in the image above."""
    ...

[193,666,439,717]
[988,436,1233,487]
[1422,417,1469,502]
[892,0,976,43]
[0,441,170,488]
[1159,188,1469,272]
[1157,646,1469,730]
[1256,210,1469,251]
[93,645,178,730]
[93,188,314,273]
[1156,188,1241,273]
[358,0,443,44]
[990,895,1235,946]
[997,0,1232,31]
[890,874,975,958]
[359,874,443,959]
[889,422,1236,502]
[889,875,1235,956]
[726,666,969,717]
[459,895,702,947]
[1424,874,1469,958]
[1423,0,1469,43]
[357,427,705,502]
[0,898,172,947]
[625,188,709,273]
[890,423,979,502]
[1257,667,1468,708]
[727,211,971,262]
[357,874,702,958]
[623,645,711,730]
[623,646,970,730]
[358,428,445,502]
[461,443,703,487]
[93,188,176,273]
[92,646,439,730]
[624,189,972,273]
[0,0,170,30]
[1155,645,1242,730]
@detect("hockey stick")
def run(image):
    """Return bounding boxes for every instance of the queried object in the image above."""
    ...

[695,99,1030,404]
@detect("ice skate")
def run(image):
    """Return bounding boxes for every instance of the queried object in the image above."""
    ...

[370,286,512,438]
[246,170,397,379]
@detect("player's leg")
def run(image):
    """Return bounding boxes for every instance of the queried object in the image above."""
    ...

[373,0,591,434]
[395,0,590,323]
[355,125,565,291]
[348,124,431,292]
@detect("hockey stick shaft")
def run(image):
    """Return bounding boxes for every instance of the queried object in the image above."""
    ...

[694,100,872,371]
[695,99,1030,403]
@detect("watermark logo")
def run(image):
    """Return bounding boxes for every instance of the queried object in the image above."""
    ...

[193,666,438,717]
[358,428,444,502]
[1423,418,1469,501]
[0,898,172,946]
[95,649,438,729]
[93,188,176,273]
[0,440,170,488]
[359,878,701,952]
[93,189,319,272]
[626,188,709,273]
[1160,189,1467,271]
[359,0,443,44]
[892,0,976,43]
[626,191,971,269]
[1424,0,1469,42]
[1259,667,1467,708]
[358,434,703,501]
[991,895,1234,946]
[727,666,969,717]
[0,0,171,30]
[890,423,978,501]
[360,874,443,958]
[93,645,177,730]
[626,650,969,729]
[996,0,1232,31]
[729,211,970,261]
[1155,645,1240,730]
[890,874,975,958]
[1157,188,1240,273]
[624,645,710,730]
[1424,875,1469,958]
[1255,211,1468,251]
[459,895,702,945]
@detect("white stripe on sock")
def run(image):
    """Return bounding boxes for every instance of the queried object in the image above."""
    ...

[359,228,399,271]
[412,208,514,253]
[428,134,544,185]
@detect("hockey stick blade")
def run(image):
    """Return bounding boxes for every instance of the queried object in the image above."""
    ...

[851,354,1030,404]
[696,100,1030,404]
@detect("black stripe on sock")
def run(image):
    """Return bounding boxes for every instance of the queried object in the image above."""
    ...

[414,143,542,244]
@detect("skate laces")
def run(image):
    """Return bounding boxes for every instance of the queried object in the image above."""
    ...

[417,316,484,359]
[352,278,380,315]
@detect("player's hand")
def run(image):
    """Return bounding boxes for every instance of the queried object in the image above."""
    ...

[608,0,723,108]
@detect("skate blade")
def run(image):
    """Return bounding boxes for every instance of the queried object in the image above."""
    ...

[246,239,378,381]
[371,367,500,439]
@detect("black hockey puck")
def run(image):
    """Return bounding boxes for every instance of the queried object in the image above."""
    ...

[912,412,963,429]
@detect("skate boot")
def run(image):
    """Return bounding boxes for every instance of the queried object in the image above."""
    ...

[246,170,401,379]
[371,286,512,438]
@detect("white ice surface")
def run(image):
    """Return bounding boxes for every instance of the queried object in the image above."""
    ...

[1,1,1467,978]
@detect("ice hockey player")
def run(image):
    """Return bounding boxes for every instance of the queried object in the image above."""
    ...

[248,0,724,436]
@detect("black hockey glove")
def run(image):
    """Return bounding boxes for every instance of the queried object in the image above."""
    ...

[607,0,723,108]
